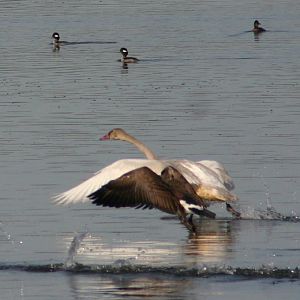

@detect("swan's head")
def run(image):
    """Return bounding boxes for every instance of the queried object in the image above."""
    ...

[100,128,129,141]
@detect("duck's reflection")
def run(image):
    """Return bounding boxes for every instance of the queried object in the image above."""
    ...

[52,45,60,52]
[253,32,262,41]
[122,62,129,70]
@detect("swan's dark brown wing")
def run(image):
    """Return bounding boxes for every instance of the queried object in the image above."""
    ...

[161,166,207,206]
[88,167,179,215]
[161,166,216,219]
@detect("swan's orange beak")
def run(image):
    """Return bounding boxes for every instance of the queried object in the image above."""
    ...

[100,134,110,141]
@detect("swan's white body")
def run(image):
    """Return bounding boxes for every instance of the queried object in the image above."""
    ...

[53,158,237,206]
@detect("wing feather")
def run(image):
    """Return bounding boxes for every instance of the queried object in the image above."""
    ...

[52,159,166,205]
[88,167,178,214]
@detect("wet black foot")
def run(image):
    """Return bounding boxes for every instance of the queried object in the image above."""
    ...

[226,203,241,219]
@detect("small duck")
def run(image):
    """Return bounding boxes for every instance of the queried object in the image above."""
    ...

[120,47,139,63]
[252,20,266,33]
[52,32,67,47]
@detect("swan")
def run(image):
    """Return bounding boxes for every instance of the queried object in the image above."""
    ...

[98,128,240,217]
[100,128,236,191]
[53,129,239,216]
[100,128,238,199]
[89,166,216,232]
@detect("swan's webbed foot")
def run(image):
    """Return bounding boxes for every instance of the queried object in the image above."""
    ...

[226,203,241,219]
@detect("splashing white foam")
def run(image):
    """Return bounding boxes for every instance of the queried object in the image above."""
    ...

[65,230,90,268]
[239,205,285,220]
[241,170,300,220]
[0,222,23,247]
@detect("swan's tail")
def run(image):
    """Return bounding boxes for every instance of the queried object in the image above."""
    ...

[195,185,239,203]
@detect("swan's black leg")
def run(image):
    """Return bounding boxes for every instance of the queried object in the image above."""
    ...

[226,203,241,219]
[189,214,197,234]
[180,214,196,233]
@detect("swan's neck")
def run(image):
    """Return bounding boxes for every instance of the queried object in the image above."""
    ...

[123,134,157,160]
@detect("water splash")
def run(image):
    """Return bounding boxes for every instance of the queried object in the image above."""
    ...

[238,170,300,221]
[0,263,300,279]
[64,230,90,268]
[258,169,273,209]
[112,248,147,267]
[0,221,23,248]
[238,205,300,221]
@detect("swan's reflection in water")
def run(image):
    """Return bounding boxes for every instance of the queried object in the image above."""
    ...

[63,219,234,266]
[66,235,180,266]
[62,219,234,299]
[68,273,191,300]
[183,219,234,264]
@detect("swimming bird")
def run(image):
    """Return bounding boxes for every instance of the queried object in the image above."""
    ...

[89,166,216,232]
[53,129,239,217]
[51,32,68,48]
[52,32,61,47]
[252,20,266,33]
[119,47,139,63]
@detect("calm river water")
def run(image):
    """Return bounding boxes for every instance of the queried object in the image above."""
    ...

[1,0,300,299]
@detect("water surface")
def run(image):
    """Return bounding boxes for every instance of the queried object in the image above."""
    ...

[1,0,300,299]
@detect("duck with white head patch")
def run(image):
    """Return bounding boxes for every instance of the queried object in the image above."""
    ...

[119,47,139,63]
[51,32,69,48]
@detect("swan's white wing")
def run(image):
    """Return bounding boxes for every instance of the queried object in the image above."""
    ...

[170,160,224,188]
[53,159,167,205]
[198,160,235,190]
